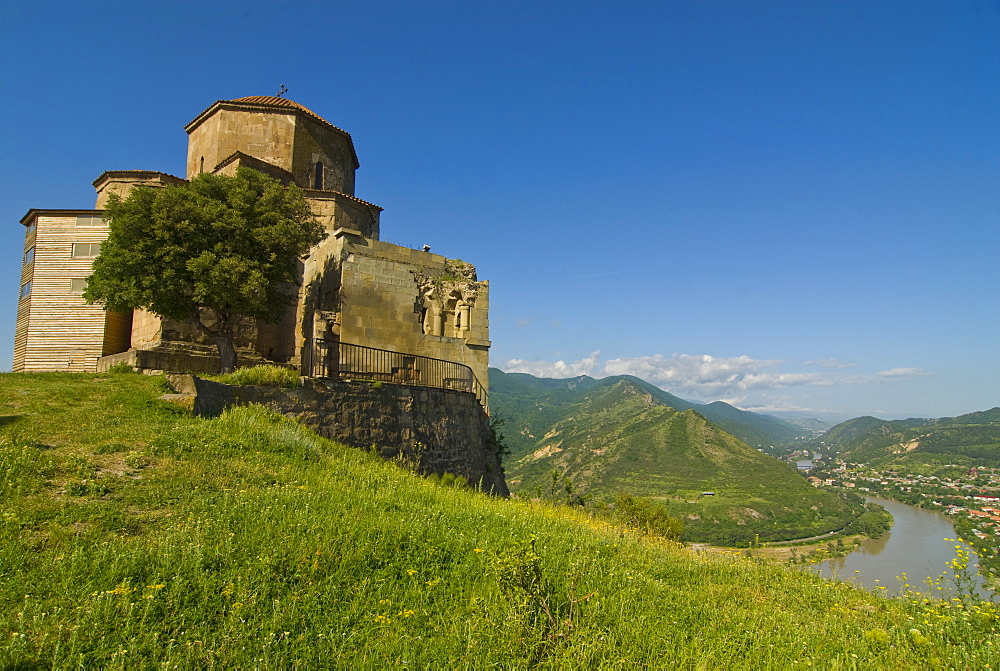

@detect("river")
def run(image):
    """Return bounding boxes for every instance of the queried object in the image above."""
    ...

[796,452,822,470]
[818,496,993,599]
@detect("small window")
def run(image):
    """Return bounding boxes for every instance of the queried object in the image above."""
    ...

[19,281,31,299]
[314,161,324,190]
[72,242,102,258]
[23,246,34,266]
[25,222,36,235]
[71,278,88,293]
[200,156,205,173]
[76,215,105,227]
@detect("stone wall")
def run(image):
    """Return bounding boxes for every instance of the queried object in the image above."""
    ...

[93,171,187,209]
[175,375,509,496]
[304,191,380,239]
[186,108,298,182]
[99,346,267,374]
[332,235,491,387]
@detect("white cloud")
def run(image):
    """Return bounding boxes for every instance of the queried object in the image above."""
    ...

[803,358,858,369]
[601,353,832,398]
[504,351,601,379]
[500,350,931,405]
[876,367,929,378]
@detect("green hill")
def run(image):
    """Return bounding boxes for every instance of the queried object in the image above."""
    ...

[821,408,1000,465]
[491,371,863,545]
[940,407,1000,426]
[1,372,997,667]
[607,375,803,447]
[821,416,924,449]
[696,400,803,447]
[489,368,803,453]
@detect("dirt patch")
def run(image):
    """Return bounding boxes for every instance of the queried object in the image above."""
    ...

[530,443,563,460]
[728,507,765,524]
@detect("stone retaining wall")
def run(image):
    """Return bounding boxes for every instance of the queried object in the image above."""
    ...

[172,375,509,496]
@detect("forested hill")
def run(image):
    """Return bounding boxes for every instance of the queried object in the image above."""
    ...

[490,369,864,546]
[820,416,928,448]
[820,407,1000,465]
[489,369,803,449]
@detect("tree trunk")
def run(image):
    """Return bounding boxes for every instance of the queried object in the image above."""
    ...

[192,308,239,374]
[214,334,238,374]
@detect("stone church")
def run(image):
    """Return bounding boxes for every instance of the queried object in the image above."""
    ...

[14,96,491,392]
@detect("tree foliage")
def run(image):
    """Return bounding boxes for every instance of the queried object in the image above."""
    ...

[85,168,325,372]
[612,493,683,541]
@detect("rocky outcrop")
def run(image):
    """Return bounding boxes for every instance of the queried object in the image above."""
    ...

[168,375,509,496]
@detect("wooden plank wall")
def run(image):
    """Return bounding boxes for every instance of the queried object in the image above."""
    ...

[12,225,36,371]
[16,213,124,373]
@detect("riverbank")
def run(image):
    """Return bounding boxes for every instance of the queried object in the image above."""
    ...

[689,534,868,563]
[688,502,890,565]
[819,497,994,599]
[694,496,995,600]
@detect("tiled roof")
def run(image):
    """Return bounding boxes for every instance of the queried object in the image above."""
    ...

[304,187,384,212]
[91,170,186,187]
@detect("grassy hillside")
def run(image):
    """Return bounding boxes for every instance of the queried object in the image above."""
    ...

[821,409,1000,465]
[497,378,865,546]
[1,373,998,667]
[821,416,925,449]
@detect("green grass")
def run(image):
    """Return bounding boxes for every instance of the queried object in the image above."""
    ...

[1,373,999,667]
[213,364,301,388]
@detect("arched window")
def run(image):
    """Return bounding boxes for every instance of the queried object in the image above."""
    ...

[200,156,204,173]
[314,161,324,190]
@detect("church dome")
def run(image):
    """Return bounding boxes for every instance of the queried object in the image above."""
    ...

[187,96,350,137]
[226,96,347,134]
[184,96,360,173]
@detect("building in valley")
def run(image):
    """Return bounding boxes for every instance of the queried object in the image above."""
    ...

[14,96,491,392]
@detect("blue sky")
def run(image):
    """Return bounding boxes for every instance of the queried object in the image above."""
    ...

[2,1,997,421]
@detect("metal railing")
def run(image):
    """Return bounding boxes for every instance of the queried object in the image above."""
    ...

[311,340,489,413]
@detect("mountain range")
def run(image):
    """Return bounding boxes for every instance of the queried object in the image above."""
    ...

[489,369,864,545]
[490,369,805,450]
[816,407,1000,465]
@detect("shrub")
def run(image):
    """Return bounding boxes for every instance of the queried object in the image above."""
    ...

[488,413,511,470]
[216,364,300,388]
[612,492,684,541]
[105,361,137,374]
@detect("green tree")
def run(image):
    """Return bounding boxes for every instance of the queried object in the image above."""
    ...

[85,167,325,372]
[613,493,683,541]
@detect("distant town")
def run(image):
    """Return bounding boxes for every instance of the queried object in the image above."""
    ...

[789,449,1000,581]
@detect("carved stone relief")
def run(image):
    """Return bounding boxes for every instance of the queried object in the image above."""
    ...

[414,261,481,338]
